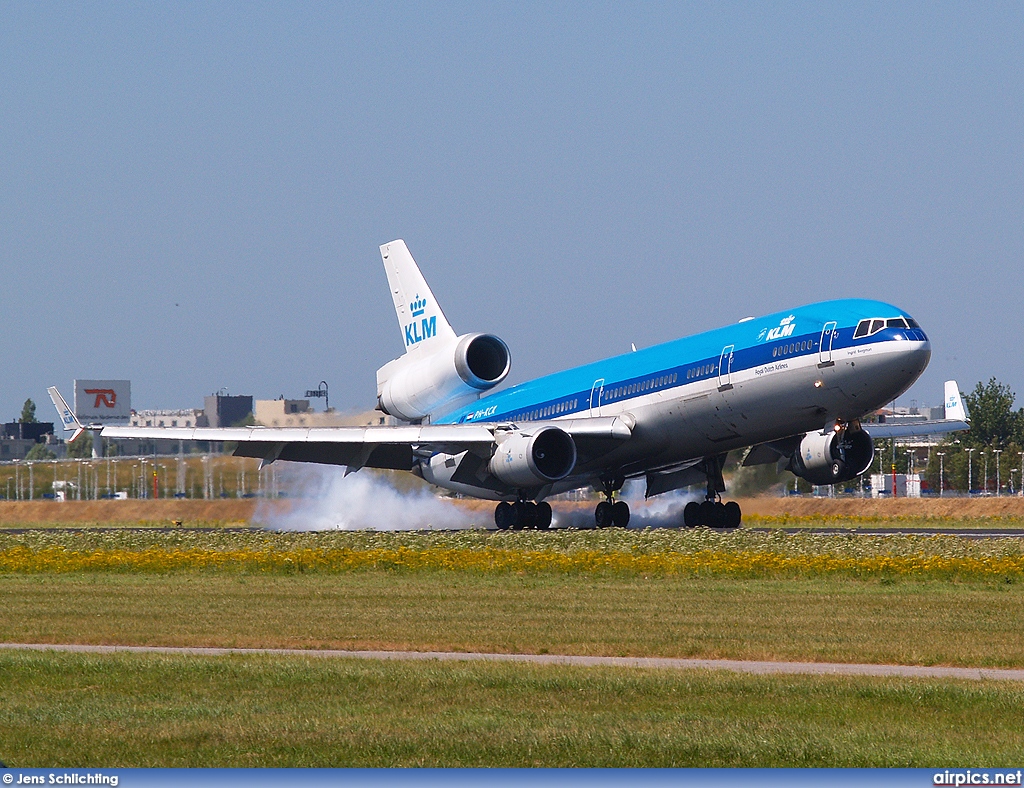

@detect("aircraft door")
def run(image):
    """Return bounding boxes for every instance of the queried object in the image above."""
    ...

[718,345,735,391]
[589,379,605,417]
[819,322,837,367]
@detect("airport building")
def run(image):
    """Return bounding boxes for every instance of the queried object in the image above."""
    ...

[128,409,204,428]
[254,398,393,428]
[0,421,57,460]
[203,394,253,428]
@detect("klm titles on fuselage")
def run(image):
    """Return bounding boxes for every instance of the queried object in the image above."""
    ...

[758,315,797,343]
[405,294,437,347]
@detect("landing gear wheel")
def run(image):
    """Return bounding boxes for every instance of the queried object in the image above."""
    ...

[595,500,614,528]
[494,501,513,530]
[611,500,630,528]
[536,501,552,530]
[698,500,716,526]
[723,501,742,528]
[512,501,532,530]
[683,501,700,528]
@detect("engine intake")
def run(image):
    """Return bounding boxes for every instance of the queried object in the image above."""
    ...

[489,427,577,488]
[456,333,511,389]
[788,428,874,486]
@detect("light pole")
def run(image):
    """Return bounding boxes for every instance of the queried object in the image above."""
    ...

[1011,469,1018,496]
[994,449,1002,496]
[1020,452,1024,496]
[937,452,945,497]
[983,450,989,495]
[966,448,975,494]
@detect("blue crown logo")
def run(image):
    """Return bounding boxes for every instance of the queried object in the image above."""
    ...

[410,295,427,317]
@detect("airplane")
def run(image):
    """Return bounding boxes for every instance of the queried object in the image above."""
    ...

[49,240,969,530]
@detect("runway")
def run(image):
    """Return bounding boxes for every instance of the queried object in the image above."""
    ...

[3,525,1024,537]
[4,642,1023,682]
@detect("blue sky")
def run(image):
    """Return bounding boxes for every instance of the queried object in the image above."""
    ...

[2,3,1021,421]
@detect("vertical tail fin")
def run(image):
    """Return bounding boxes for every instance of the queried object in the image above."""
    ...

[944,380,969,422]
[380,240,457,355]
[47,386,87,442]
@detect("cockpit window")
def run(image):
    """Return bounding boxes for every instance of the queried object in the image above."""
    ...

[855,317,912,339]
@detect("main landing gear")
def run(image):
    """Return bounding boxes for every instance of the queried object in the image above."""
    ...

[683,498,741,528]
[682,455,742,528]
[594,477,630,528]
[494,499,552,530]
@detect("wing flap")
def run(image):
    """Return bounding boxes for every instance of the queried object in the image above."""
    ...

[100,423,496,446]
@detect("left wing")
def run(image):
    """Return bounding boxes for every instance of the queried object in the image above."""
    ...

[864,379,970,439]
[102,423,498,471]
[48,387,633,473]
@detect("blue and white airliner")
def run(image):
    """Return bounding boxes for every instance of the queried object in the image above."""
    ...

[49,240,968,529]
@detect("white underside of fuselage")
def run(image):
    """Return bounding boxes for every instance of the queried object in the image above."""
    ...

[420,337,930,501]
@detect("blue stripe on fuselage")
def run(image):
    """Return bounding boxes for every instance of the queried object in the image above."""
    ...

[436,298,925,425]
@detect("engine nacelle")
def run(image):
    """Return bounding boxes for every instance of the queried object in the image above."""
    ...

[788,427,874,485]
[489,427,577,488]
[377,333,511,421]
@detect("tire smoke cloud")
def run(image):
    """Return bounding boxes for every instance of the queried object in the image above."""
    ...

[252,463,484,531]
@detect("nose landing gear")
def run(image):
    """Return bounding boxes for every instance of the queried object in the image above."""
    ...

[494,499,552,530]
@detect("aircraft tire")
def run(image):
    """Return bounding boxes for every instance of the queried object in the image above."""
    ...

[698,500,717,527]
[612,500,630,528]
[509,503,528,528]
[536,501,552,529]
[595,500,614,528]
[683,501,701,527]
[724,501,742,528]
[494,501,513,530]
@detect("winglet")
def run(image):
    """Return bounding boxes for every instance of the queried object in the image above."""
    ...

[944,380,969,423]
[47,386,87,443]
[380,240,457,355]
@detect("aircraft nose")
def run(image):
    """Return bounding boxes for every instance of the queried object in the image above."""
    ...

[894,335,931,384]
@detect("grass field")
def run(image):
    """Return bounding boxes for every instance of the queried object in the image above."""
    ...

[3,520,1024,766]
[2,572,1023,667]
[2,649,1024,767]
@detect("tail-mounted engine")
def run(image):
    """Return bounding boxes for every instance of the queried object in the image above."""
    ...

[489,426,577,488]
[377,333,511,422]
[787,426,874,485]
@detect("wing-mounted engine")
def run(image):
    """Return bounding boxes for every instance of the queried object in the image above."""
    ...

[377,332,511,422]
[488,426,577,487]
[744,425,874,485]
[787,426,874,485]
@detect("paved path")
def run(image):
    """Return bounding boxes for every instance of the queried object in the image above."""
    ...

[4,642,1023,681]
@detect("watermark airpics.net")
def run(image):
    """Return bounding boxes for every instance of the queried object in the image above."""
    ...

[935,772,1023,786]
